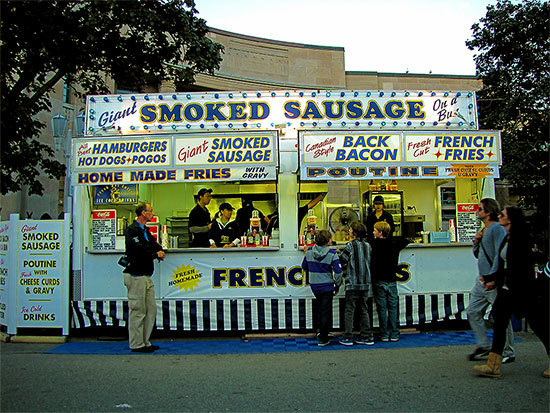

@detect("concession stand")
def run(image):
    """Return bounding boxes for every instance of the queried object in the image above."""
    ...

[69,90,501,333]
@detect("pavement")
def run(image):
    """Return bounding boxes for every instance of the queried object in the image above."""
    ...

[1,330,549,412]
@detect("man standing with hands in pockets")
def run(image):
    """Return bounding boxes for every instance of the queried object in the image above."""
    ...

[466,198,515,363]
[124,203,166,353]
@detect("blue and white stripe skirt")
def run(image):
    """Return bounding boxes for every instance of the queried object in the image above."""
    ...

[71,293,469,331]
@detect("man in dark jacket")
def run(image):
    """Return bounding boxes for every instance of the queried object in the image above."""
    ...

[124,203,165,353]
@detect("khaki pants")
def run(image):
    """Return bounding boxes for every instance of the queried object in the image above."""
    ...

[124,274,157,349]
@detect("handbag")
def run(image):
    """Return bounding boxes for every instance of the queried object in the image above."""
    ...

[118,255,130,268]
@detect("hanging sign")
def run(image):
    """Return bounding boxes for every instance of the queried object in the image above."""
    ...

[84,90,478,135]
[72,132,278,185]
[300,131,501,180]
[93,184,138,205]
[404,132,500,163]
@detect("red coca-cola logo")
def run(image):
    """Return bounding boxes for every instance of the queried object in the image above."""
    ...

[93,211,115,219]
[0,225,8,234]
[458,204,478,212]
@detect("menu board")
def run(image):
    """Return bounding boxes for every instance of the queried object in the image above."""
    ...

[92,210,116,250]
[0,222,9,327]
[456,203,480,243]
[17,220,66,328]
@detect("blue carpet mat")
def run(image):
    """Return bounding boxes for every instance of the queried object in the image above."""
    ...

[44,331,506,355]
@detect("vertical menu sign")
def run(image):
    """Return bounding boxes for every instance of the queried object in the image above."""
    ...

[92,210,116,250]
[18,221,65,328]
[0,222,9,327]
[456,203,480,243]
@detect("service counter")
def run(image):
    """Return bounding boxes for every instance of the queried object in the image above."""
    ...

[73,241,476,332]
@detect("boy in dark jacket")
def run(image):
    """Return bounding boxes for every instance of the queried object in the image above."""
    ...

[339,222,374,346]
[370,221,410,342]
[302,230,343,346]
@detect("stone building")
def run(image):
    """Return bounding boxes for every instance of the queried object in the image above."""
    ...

[0,27,482,220]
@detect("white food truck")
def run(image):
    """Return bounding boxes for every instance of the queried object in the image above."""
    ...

[66,89,501,334]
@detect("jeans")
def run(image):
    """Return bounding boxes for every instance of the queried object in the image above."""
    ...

[467,280,515,357]
[373,281,399,339]
[343,290,373,339]
[313,291,334,342]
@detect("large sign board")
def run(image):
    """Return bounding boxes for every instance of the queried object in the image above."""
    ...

[300,131,501,180]
[72,132,278,185]
[85,90,478,135]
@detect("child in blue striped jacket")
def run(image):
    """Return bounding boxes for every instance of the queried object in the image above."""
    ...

[301,229,343,346]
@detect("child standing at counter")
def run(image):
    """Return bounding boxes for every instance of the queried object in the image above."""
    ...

[370,221,410,342]
[301,230,342,347]
[339,222,374,346]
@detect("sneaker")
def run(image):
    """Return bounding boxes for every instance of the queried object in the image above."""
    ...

[354,336,375,345]
[146,345,160,351]
[317,340,330,347]
[468,347,490,361]
[502,356,515,364]
[390,337,400,342]
[380,337,389,342]
[339,337,354,346]
[316,332,335,338]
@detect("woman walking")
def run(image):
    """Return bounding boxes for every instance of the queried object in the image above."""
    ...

[473,206,549,378]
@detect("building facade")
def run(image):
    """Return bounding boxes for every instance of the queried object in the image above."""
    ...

[0,27,482,220]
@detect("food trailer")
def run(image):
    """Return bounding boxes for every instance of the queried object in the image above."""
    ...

[69,90,501,333]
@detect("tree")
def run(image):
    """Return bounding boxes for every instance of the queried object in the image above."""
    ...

[466,0,549,245]
[1,0,223,195]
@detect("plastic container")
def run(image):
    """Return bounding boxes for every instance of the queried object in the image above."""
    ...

[430,231,451,243]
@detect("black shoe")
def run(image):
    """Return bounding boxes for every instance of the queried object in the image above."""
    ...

[131,346,154,353]
[502,356,515,364]
[468,347,490,361]
[147,345,160,351]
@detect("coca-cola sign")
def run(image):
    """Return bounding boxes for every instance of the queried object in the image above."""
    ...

[92,210,116,219]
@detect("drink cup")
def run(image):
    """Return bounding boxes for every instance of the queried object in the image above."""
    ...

[262,235,269,247]
[300,235,305,246]
[241,236,247,247]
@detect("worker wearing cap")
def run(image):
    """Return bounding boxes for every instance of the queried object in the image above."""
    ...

[209,202,241,248]
[189,188,213,247]
[365,195,395,242]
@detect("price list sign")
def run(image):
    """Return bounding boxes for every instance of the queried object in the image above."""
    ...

[456,203,480,243]
[17,220,65,328]
[92,210,116,250]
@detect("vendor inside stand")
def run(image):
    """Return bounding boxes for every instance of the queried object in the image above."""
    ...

[209,202,241,248]
[189,188,213,247]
